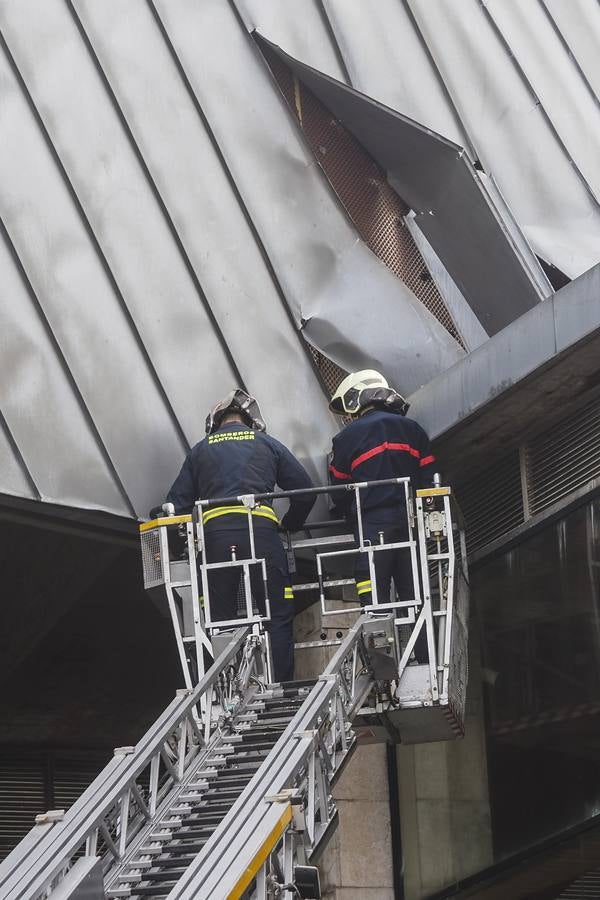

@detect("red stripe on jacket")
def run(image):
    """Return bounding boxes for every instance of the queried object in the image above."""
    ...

[420,454,436,468]
[329,463,351,480]
[350,442,421,472]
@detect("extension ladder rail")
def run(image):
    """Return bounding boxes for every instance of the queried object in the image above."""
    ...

[168,615,375,898]
[0,476,468,898]
[0,616,379,900]
[0,628,253,900]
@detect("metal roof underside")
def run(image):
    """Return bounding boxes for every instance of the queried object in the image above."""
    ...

[1,0,599,525]
[0,0,463,523]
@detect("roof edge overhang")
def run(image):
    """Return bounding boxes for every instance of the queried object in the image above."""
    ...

[409,262,600,477]
[0,492,138,546]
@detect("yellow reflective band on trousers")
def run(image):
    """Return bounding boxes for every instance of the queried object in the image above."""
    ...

[284,587,294,600]
[356,579,372,595]
[202,505,279,526]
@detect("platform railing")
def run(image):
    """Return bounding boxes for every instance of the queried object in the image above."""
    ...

[139,478,464,718]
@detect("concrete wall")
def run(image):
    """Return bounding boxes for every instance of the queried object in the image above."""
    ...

[396,622,493,899]
[294,601,395,899]
[294,601,492,899]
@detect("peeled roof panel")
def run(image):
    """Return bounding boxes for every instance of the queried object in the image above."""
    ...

[404,0,600,278]
[155,0,463,388]
[0,231,130,513]
[0,0,461,523]
[321,0,600,279]
[259,35,543,335]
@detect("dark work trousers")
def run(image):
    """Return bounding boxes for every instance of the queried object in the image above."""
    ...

[354,514,428,663]
[201,522,294,683]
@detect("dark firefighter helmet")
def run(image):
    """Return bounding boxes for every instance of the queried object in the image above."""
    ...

[205,389,266,435]
[329,369,409,417]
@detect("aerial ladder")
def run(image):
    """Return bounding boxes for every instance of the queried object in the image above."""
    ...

[0,477,468,899]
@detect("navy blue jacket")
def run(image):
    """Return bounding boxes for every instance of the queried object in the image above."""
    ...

[329,409,437,519]
[167,423,315,531]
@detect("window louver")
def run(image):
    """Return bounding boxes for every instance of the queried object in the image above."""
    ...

[455,451,524,554]
[526,397,600,516]
[0,751,108,859]
[558,866,600,898]
[0,759,46,861]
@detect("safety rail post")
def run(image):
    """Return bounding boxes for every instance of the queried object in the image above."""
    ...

[414,485,458,703]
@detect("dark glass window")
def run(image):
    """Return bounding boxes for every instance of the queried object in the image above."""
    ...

[474,499,600,860]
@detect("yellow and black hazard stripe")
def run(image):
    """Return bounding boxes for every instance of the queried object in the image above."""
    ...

[202,504,279,526]
[355,578,372,597]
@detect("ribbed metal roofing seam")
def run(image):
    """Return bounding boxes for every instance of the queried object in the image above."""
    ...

[0,0,464,521]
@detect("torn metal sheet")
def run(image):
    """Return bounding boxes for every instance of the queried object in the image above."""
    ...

[153,0,464,387]
[0,0,463,524]
[402,0,600,279]
[322,0,600,279]
[258,35,545,336]
[403,214,488,352]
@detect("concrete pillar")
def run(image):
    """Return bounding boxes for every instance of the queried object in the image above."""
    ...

[294,602,395,899]
[293,601,492,899]
[396,619,493,898]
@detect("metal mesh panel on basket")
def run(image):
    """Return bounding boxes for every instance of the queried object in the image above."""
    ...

[140,529,164,589]
[261,44,465,350]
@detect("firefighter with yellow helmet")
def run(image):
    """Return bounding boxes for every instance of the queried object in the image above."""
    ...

[329,370,436,613]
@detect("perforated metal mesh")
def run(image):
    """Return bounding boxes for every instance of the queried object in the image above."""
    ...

[140,529,164,589]
[308,345,348,397]
[262,45,464,349]
[0,751,106,859]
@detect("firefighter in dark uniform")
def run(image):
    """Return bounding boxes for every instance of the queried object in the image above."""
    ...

[166,390,315,683]
[328,370,437,637]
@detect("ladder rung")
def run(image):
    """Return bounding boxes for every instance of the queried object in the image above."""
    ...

[134,885,178,897]
[124,860,152,871]
[148,854,197,868]
[149,830,172,841]
[141,868,188,882]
